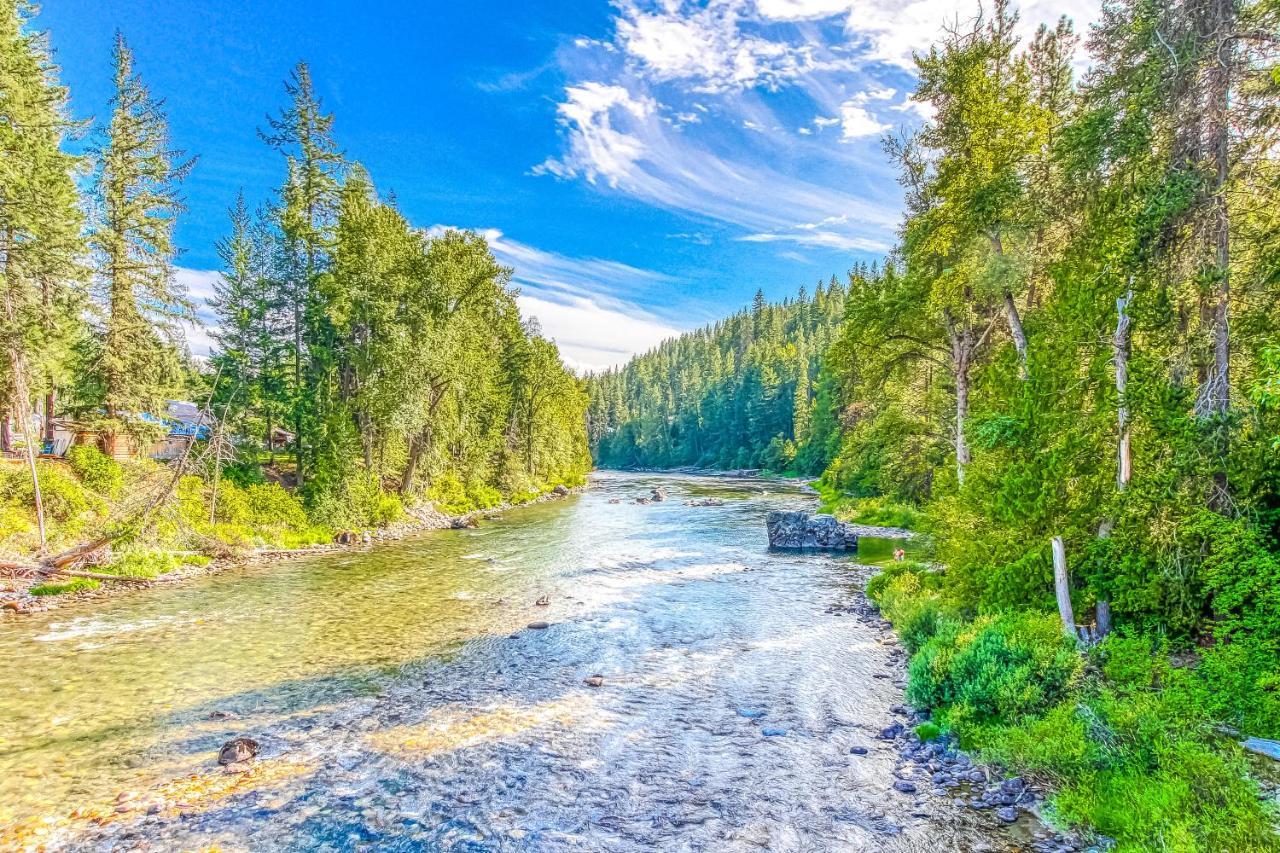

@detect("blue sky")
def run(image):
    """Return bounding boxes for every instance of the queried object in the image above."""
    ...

[42,0,1100,371]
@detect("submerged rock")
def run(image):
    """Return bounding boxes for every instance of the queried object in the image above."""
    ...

[761,727,787,737]
[217,737,259,766]
[765,511,858,550]
[685,498,725,507]
[583,674,605,687]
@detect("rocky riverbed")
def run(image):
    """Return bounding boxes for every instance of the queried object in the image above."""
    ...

[1,472,1078,851]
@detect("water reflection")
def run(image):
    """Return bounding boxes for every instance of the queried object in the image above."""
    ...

[1,472,1024,851]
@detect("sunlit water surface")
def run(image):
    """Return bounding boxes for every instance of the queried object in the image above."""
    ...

[1,472,1028,851]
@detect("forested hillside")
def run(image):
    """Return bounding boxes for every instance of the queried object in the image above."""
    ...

[587,280,849,472]
[0,2,588,562]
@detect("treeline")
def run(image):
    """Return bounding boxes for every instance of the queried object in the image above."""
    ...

[587,281,847,472]
[0,1,588,538]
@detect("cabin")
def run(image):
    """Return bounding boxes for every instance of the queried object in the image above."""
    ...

[0,401,212,462]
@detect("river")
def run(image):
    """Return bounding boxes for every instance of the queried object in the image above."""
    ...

[1,471,1041,851]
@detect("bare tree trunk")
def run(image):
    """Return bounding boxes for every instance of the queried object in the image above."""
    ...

[1094,288,1134,641]
[945,312,972,487]
[1052,536,1075,640]
[1,411,10,453]
[1115,289,1134,492]
[990,234,1029,379]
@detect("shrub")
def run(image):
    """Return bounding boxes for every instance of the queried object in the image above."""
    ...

[908,612,1082,724]
[220,459,266,488]
[961,700,1096,782]
[66,444,124,497]
[104,550,181,579]
[30,577,100,596]
[915,721,942,741]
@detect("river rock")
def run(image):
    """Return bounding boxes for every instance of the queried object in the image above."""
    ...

[892,780,917,794]
[217,737,259,766]
[527,621,550,630]
[765,511,858,550]
[996,806,1019,823]
[651,487,668,502]
[685,498,725,507]
[849,745,869,755]
[553,484,570,496]
[583,675,605,687]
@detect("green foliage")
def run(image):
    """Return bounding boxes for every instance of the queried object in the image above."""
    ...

[914,721,942,742]
[30,578,100,596]
[104,549,180,579]
[908,612,1082,724]
[66,445,123,497]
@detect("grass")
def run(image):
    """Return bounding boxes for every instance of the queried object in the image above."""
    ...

[813,482,923,529]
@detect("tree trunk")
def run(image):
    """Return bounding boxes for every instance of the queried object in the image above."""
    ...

[1052,536,1075,640]
[1196,0,1235,508]
[43,388,55,446]
[1,412,10,454]
[400,427,428,495]
[1094,288,1134,641]
[990,233,1029,379]
[1115,289,1133,492]
[1003,290,1029,380]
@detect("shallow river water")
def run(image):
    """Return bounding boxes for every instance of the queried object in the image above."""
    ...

[2,472,1038,851]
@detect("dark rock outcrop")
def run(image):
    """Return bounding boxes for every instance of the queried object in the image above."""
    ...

[766,511,859,550]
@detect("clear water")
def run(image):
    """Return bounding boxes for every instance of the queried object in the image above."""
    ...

[1,472,1021,851]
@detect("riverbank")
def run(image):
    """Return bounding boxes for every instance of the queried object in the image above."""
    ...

[0,484,585,617]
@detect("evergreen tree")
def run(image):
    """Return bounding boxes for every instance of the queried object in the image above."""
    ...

[89,33,193,429]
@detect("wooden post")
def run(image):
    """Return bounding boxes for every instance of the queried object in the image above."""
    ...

[1052,536,1075,639]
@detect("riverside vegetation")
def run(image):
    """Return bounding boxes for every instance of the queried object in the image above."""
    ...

[590,0,1280,848]
[0,1,589,584]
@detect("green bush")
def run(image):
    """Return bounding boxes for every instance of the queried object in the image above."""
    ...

[30,577,100,596]
[915,721,942,741]
[104,550,181,579]
[66,444,124,497]
[908,612,1082,724]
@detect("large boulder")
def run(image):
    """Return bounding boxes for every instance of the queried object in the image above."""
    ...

[766,511,859,550]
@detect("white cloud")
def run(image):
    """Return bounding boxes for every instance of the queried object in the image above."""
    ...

[516,293,682,373]
[174,267,221,358]
[433,226,688,372]
[839,103,889,139]
[738,229,888,251]
[534,83,655,187]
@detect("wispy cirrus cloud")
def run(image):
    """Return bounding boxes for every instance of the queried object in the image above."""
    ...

[536,0,1103,255]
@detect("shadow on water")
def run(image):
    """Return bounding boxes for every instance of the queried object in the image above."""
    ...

[1,472,1031,851]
